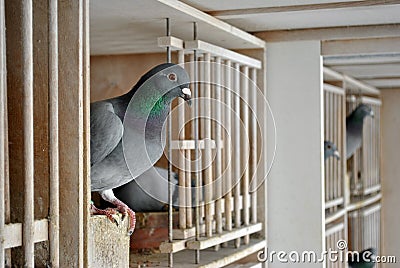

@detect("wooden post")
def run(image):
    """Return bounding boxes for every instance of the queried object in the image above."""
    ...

[82,0,91,266]
[48,0,59,266]
[0,0,5,264]
[21,0,35,266]
[58,0,87,266]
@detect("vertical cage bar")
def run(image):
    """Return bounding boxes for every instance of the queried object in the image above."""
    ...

[193,21,200,264]
[324,92,328,203]
[0,0,5,263]
[165,17,174,268]
[329,92,333,207]
[48,0,60,265]
[333,93,337,202]
[333,93,340,206]
[250,68,257,224]
[233,63,241,248]
[241,66,250,245]
[22,0,35,266]
[341,93,345,198]
[203,53,213,238]
[214,57,223,247]
[338,93,342,199]
[224,60,232,242]
[187,53,195,229]
[177,50,187,230]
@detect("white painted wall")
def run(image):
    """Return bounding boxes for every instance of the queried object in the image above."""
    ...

[266,41,325,267]
[381,89,400,262]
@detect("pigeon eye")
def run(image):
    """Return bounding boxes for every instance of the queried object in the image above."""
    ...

[167,73,177,81]
[327,145,332,149]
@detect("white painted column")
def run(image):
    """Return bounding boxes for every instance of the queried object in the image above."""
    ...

[266,41,325,267]
[381,89,400,259]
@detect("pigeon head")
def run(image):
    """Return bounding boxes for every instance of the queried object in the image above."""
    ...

[151,63,191,104]
[324,140,340,160]
[127,63,191,119]
[351,104,374,122]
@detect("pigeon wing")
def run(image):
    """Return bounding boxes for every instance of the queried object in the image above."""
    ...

[90,101,123,166]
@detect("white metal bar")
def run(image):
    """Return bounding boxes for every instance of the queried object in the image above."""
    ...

[0,0,5,263]
[192,28,201,263]
[241,66,250,245]
[185,40,261,69]
[165,18,174,268]
[49,0,60,266]
[22,0,35,266]
[233,63,241,248]
[250,68,257,224]
[214,57,223,247]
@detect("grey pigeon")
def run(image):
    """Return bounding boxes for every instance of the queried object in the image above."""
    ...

[348,247,377,268]
[114,167,196,212]
[90,63,191,235]
[324,140,340,160]
[346,104,374,159]
[114,167,179,212]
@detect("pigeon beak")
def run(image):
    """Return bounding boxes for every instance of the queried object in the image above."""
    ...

[370,110,375,118]
[334,150,341,160]
[181,87,192,106]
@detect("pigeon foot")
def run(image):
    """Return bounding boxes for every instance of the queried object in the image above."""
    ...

[90,203,119,225]
[113,199,136,236]
[99,189,136,236]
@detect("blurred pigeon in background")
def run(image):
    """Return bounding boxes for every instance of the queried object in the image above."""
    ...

[348,247,377,268]
[90,63,191,235]
[324,140,340,161]
[346,104,374,159]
